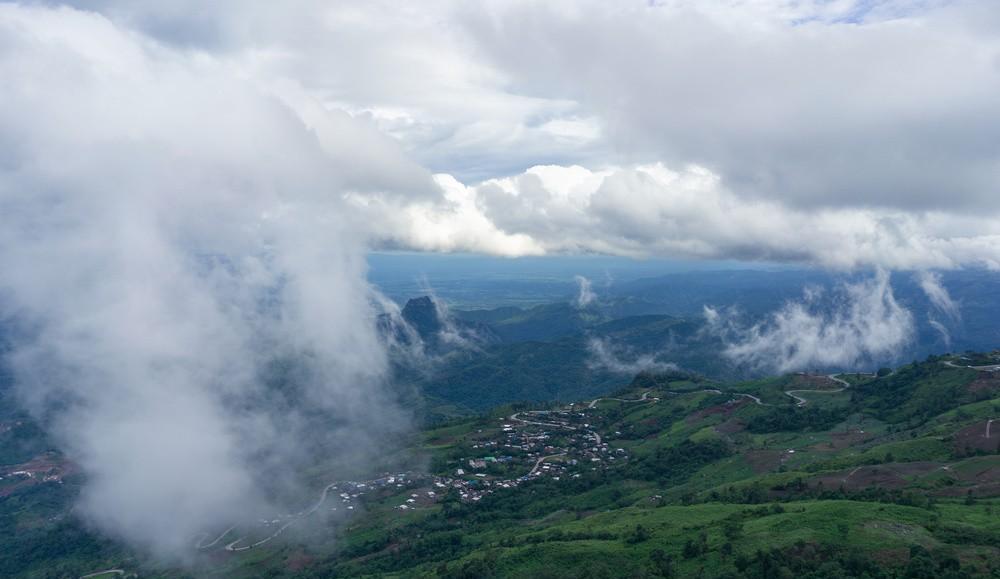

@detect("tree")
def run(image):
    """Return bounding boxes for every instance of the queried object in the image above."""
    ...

[625,524,651,544]
[650,549,675,578]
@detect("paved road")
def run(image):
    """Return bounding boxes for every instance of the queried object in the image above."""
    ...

[827,374,850,387]
[216,480,343,552]
[195,524,236,550]
[587,391,657,409]
[783,374,849,407]
[509,411,578,431]
[528,453,567,476]
[842,466,863,484]
[510,410,602,449]
[80,571,124,579]
[944,359,1000,372]
[734,393,766,406]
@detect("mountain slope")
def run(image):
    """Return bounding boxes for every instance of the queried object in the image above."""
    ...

[6,353,1000,577]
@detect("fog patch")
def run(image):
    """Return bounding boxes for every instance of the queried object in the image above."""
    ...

[0,5,413,562]
[573,275,597,308]
[587,337,678,376]
[709,271,914,373]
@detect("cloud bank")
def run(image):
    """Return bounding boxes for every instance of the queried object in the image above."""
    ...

[360,164,1000,270]
[26,0,1000,269]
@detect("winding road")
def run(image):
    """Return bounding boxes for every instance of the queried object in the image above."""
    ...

[528,453,567,476]
[587,390,657,409]
[944,359,1000,372]
[195,524,236,550]
[783,375,849,407]
[508,410,604,449]
[208,481,344,553]
[509,411,578,431]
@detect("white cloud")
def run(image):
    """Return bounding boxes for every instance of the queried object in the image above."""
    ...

[928,318,952,348]
[710,270,915,373]
[45,0,1000,204]
[21,1,1000,269]
[0,4,411,560]
[359,163,1000,270]
[917,271,961,322]
[573,275,597,308]
[587,338,678,376]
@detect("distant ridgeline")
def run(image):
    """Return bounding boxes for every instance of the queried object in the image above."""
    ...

[385,270,1000,415]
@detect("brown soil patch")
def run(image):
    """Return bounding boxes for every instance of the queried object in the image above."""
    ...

[810,465,910,491]
[791,374,842,389]
[887,462,944,477]
[871,548,910,566]
[934,481,1000,498]
[744,450,784,474]
[686,398,750,425]
[967,373,1000,395]
[715,418,746,435]
[952,421,1000,456]
[812,430,872,451]
[285,550,315,572]
[0,452,74,497]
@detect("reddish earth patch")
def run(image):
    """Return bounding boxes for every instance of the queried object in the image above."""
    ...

[871,548,910,566]
[888,462,945,477]
[791,374,842,389]
[686,398,750,425]
[812,430,873,451]
[744,450,785,474]
[952,421,1000,456]
[810,465,911,491]
[0,452,74,497]
[285,550,314,572]
[935,481,1000,498]
[967,373,1000,395]
[715,418,746,435]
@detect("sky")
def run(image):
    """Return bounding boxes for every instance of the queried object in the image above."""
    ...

[1,0,999,561]
[7,0,998,269]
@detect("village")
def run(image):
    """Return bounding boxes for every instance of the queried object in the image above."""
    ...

[391,399,639,510]
[287,399,639,521]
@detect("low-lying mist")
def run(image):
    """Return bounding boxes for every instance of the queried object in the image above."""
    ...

[0,5,417,562]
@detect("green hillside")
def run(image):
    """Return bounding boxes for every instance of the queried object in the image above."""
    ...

[416,313,730,412]
[6,353,1000,578]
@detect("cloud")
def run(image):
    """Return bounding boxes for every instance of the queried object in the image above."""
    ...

[573,275,597,308]
[6,1,997,561]
[587,337,678,376]
[927,318,952,348]
[917,271,961,322]
[464,1,1000,212]
[916,270,961,348]
[0,4,412,560]
[361,163,1000,270]
[22,1,1000,270]
[41,1,1000,212]
[710,271,915,373]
